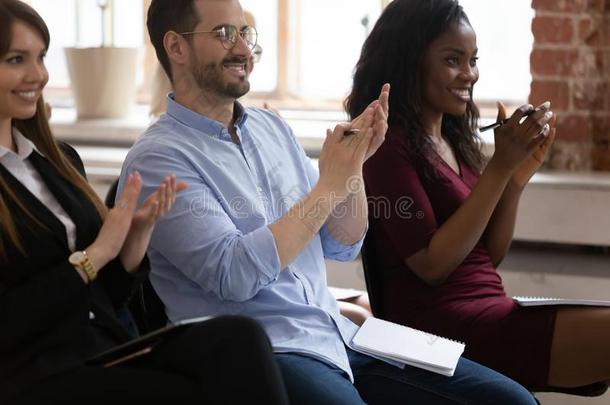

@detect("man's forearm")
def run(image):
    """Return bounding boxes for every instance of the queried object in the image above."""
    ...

[325,186,368,246]
[269,184,339,268]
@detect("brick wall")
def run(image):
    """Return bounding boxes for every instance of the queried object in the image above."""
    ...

[529,0,610,170]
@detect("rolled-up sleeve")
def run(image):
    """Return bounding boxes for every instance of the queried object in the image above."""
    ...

[118,149,282,303]
[319,224,365,261]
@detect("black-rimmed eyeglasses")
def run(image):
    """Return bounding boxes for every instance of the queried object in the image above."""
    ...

[180,25,258,51]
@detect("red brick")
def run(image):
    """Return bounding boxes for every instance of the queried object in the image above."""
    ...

[573,81,608,110]
[533,0,610,170]
[594,49,606,71]
[532,16,574,43]
[566,49,602,77]
[586,0,605,12]
[592,115,610,142]
[533,0,608,13]
[554,114,592,141]
[592,147,610,170]
[532,0,586,12]
[530,80,571,110]
[530,49,579,76]
[600,50,610,74]
[579,18,598,44]
[602,17,610,45]
[581,17,610,45]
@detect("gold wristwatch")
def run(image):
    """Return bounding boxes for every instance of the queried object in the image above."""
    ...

[69,251,97,282]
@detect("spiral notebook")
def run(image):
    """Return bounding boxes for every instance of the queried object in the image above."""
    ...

[350,317,465,377]
[513,296,610,307]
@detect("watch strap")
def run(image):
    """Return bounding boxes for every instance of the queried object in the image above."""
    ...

[80,251,97,282]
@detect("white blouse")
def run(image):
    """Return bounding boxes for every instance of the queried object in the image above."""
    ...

[0,129,77,251]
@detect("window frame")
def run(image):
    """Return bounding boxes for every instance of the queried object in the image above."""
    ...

[40,0,527,114]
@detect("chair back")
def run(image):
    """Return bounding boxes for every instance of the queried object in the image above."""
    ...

[105,178,168,334]
[361,221,386,318]
[129,278,169,334]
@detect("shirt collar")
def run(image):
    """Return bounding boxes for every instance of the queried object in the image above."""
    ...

[166,93,249,138]
[0,127,39,160]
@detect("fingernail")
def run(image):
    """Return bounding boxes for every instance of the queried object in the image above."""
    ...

[544,111,553,120]
[539,101,551,110]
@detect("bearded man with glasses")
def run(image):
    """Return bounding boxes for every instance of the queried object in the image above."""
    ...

[117,0,538,404]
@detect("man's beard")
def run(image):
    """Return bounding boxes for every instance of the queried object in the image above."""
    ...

[192,57,250,100]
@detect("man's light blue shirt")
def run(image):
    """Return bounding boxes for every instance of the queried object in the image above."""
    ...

[118,96,363,379]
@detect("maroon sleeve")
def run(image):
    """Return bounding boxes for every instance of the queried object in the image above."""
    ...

[363,130,438,261]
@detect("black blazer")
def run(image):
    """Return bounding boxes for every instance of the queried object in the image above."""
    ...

[0,144,147,402]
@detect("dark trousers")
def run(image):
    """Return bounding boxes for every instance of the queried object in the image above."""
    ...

[12,316,289,405]
[276,348,537,405]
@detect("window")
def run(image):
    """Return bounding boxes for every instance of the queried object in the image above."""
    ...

[459,0,534,104]
[31,0,144,90]
[240,0,278,93]
[30,0,533,110]
[245,0,534,109]
[288,0,382,101]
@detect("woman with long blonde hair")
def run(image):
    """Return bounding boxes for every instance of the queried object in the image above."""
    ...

[0,2,288,404]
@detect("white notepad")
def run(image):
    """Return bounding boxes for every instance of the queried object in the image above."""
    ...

[513,296,610,307]
[350,317,465,377]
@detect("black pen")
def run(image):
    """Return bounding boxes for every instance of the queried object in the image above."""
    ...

[344,128,360,136]
[479,103,550,132]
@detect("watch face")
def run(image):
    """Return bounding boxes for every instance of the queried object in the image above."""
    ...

[69,251,86,265]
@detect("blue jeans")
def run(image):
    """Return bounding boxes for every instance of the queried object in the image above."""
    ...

[275,348,536,405]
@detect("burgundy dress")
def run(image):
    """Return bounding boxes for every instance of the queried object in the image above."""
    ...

[363,125,557,387]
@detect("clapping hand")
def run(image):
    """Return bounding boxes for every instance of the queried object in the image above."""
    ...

[119,174,188,272]
[511,113,557,188]
[348,83,390,161]
[82,173,187,280]
[491,101,555,179]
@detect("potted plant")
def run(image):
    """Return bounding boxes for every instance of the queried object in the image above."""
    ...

[64,0,138,119]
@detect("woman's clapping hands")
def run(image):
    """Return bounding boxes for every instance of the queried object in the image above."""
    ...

[80,173,187,281]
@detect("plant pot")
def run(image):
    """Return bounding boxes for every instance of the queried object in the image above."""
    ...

[64,47,138,119]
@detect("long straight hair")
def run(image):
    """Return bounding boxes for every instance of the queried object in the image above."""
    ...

[0,0,107,262]
[345,0,484,174]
